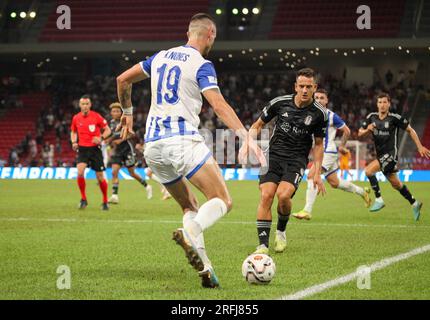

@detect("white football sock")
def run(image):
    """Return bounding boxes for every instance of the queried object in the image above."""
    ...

[183,211,211,266]
[304,179,318,213]
[190,198,228,236]
[375,197,384,203]
[338,180,364,196]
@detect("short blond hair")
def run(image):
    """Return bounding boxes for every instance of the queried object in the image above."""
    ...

[109,102,122,110]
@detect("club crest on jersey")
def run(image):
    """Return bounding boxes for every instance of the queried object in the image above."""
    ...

[384,122,389,128]
[304,115,312,126]
[88,124,96,132]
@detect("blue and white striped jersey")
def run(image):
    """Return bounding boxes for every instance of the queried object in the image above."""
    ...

[324,110,346,153]
[140,45,219,143]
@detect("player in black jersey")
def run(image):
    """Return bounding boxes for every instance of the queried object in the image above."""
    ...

[359,93,430,220]
[245,68,328,254]
[106,103,152,204]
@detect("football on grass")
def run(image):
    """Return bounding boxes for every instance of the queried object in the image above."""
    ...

[242,253,276,284]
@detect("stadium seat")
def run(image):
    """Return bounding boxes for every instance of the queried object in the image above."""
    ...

[270,0,405,39]
[0,92,51,161]
[40,0,209,42]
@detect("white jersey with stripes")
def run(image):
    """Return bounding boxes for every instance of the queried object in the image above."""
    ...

[139,45,219,143]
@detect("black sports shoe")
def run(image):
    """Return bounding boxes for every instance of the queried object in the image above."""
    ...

[78,199,88,210]
[101,202,109,211]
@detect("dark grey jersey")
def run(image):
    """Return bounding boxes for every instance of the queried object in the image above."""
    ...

[109,119,133,154]
[361,112,409,157]
[259,94,328,160]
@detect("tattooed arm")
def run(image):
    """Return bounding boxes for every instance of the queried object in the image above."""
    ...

[116,63,148,139]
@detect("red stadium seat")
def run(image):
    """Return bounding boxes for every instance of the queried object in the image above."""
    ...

[0,92,51,160]
[270,0,405,39]
[40,0,209,42]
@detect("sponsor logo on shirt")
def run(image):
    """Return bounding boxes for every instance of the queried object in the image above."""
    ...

[280,122,310,135]
[375,130,390,136]
[207,76,217,84]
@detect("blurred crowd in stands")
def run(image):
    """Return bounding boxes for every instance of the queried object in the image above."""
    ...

[1,66,428,169]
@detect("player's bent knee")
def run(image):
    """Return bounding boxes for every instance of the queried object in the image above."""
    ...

[260,191,275,207]
[276,187,294,202]
[277,193,292,204]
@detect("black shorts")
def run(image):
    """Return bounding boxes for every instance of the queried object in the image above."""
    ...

[110,145,136,168]
[259,155,307,192]
[77,146,105,172]
[377,153,399,176]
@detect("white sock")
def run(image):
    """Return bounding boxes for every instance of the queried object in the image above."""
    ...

[304,179,318,213]
[183,211,211,266]
[191,198,228,236]
[338,180,364,196]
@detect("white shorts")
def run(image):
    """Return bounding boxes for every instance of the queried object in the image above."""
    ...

[322,152,339,177]
[143,135,212,185]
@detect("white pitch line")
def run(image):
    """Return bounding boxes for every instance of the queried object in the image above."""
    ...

[0,217,429,230]
[279,244,430,300]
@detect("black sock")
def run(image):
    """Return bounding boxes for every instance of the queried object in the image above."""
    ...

[257,220,272,247]
[277,212,290,232]
[140,178,147,187]
[368,175,381,198]
[112,183,119,195]
[399,185,415,205]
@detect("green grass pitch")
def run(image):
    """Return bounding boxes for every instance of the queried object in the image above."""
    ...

[0,179,429,299]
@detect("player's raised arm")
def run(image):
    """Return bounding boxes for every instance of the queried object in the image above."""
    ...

[116,63,149,139]
[405,125,430,159]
